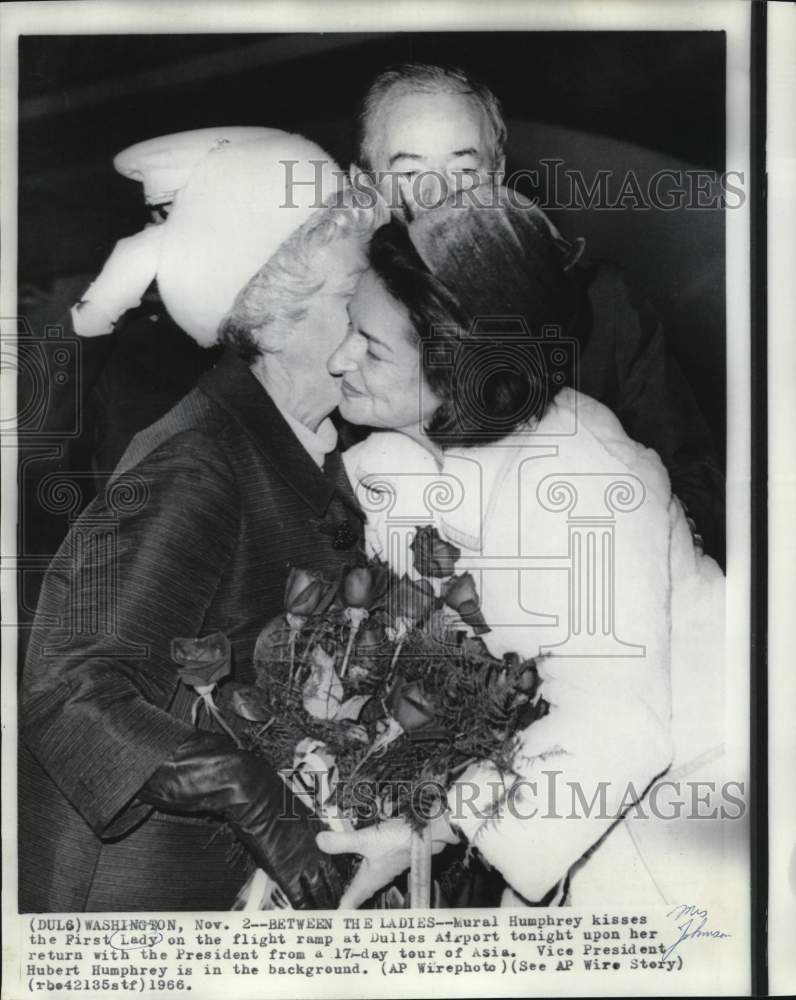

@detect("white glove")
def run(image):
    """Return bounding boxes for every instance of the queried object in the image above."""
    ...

[316,813,459,909]
[71,225,164,337]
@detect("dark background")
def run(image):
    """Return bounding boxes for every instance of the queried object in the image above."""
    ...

[19,31,727,438]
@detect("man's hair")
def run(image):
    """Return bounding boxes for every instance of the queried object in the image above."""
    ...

[358,63,507,172]
[219,191,381,363]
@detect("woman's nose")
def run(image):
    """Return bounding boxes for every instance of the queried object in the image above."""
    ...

[327,332,359,374]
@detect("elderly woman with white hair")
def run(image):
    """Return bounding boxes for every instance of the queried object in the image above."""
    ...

[20,133,384,912]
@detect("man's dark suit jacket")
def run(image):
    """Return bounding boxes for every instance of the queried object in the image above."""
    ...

[19,350,363,912]
[576,262,724,566]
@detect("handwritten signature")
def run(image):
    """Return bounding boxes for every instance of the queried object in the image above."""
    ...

[663,904,731,960]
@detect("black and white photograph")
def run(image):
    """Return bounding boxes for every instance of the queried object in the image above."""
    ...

[1,1,780,997]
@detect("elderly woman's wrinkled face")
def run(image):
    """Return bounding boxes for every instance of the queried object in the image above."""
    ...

[328,269,442,436]
[278,238,368,425]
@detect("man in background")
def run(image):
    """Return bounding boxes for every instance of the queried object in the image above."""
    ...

[355,63,725,566]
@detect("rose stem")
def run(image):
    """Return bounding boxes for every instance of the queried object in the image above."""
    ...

[204,694,243,748]
[299,621,325,671]
[349,736,384,779]
[339,619,361,679]
[385,637,405,685]
[287,632,297,687]
[253,718,275,740]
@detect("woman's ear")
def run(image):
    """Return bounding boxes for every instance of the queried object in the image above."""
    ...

[251,323,288,354]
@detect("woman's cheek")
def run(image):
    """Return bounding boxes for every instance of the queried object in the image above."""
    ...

[341,394,372,424]
[366,374,391,423]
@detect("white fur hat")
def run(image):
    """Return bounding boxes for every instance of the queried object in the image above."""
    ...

[156,131,343,346]
[114,126,279,204]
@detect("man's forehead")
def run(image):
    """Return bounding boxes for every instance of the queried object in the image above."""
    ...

[377,90,487,162]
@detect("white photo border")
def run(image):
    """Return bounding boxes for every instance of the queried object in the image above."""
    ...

[1,2,757,998]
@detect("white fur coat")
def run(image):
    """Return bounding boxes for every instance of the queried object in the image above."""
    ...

[344,389,732,906]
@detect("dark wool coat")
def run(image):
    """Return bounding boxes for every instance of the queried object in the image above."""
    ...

[19,350,364,911]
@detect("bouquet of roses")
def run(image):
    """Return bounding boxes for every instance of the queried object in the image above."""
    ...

[172,527,548,909]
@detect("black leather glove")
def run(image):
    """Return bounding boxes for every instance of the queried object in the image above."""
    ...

[138,731,341,909]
